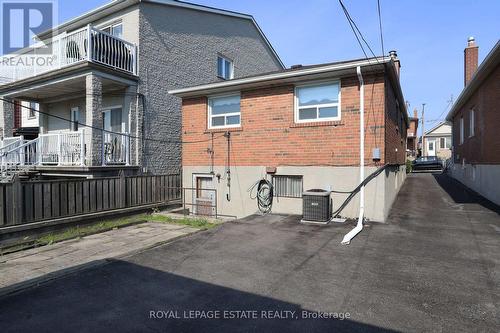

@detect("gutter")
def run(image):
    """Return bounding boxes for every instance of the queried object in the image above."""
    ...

[341,66,365,245]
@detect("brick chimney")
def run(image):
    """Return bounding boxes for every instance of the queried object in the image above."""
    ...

[464,37,478,86]
[389,50,400,78]
[413,108,418,118]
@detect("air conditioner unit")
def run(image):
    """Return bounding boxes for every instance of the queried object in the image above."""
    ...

[301,189,331,224]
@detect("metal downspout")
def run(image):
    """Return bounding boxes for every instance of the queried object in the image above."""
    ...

[341,66,365,245]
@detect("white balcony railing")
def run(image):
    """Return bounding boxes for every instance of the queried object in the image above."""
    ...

[0,25,137,85]
[0,131,131,169]
[39,132,86,166]
[103,132,130,165]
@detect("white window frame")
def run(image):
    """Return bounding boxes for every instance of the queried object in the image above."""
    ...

[439,137,446,149]
[207,94,241,129]
[469,109,475,137]
[460,117,464,144]
[294,80,341,124]
[100,20,123,38]
[70,107,80,131]
[28,102,38,119]
[217,56,234,80]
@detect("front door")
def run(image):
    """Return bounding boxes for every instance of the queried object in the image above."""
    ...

[193,175,215,216]
[427,139,436,156]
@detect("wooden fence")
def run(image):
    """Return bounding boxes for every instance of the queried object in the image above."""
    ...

[0,174,181,227]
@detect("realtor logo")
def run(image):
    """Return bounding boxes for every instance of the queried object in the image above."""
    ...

[1,0,57,54]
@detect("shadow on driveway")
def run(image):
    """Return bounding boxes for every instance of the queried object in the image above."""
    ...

[0,259,398,333]
[432,173,500,215]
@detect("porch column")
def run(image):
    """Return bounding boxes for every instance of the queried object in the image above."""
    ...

[85,73,103,166]
[38,103,49,134]
[0,97,15,138]
[128,86,143,168]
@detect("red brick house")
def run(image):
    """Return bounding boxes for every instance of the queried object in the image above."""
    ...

[446,38,500,205]
[170,55,408,222]
[407,109,419,157]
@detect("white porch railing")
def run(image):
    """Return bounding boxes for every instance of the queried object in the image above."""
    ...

[39,132,86,166]
[103,132,130,166]
[0,131,131,172]
[0,25,137,85]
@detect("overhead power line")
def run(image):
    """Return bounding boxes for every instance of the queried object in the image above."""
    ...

[0,97,224,145]
[377,0,385,56]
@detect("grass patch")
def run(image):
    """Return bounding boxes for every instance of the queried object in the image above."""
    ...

[1,213,216,255]
[35,214,149,246]
[147,214,216,230]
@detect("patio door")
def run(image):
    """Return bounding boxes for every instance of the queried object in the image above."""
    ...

[102,107,123,163]
[427,139,436,157]
[193,175,216,216]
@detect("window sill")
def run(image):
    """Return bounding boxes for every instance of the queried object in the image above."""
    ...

[290,120,344,128]
[204,127,243,134]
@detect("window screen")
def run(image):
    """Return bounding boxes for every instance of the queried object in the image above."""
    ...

[272,175,303,198]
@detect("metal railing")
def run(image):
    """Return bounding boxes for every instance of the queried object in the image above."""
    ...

[0,130,132,174]
[39,131,86,166]
[0,25,137,85]
[103,132,130,165]
[182,187,218,218]
[0,136,24,149]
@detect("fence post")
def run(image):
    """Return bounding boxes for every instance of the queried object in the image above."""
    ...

[11,175,23,225]
[119,172,126,208]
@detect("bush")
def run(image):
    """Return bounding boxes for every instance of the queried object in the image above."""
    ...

[406,159,413,173]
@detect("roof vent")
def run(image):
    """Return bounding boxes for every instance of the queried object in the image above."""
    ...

[290,64,303,69]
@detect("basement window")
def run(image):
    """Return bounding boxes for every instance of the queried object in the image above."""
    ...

[208,94,240,129]
[294,81,340,123]
[272,175,303,198]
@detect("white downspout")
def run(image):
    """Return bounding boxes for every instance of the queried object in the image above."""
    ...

[341,66,365,245]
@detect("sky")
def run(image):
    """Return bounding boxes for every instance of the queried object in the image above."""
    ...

[55,0,500,131]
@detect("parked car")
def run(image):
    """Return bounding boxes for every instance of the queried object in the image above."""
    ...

[412,156,443,171]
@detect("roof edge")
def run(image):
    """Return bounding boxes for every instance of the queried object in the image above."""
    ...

[446,40,500,121]
[36,0,284,68]
[169,57,390,96]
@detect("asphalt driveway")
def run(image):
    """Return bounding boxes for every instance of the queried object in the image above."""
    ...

[0,173,499,332]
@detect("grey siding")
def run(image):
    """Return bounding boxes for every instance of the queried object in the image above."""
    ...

[137,3,283,173]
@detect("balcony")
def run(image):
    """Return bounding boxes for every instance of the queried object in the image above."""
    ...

[0,25,137,86]
[0,131,131,173]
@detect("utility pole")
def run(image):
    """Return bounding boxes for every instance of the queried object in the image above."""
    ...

[421,103,426,156]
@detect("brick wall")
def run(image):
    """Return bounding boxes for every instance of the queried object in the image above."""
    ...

[384,77,407,164]
[182,72,405,167]
[453,65,500,164]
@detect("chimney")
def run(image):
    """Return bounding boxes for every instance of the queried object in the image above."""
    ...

[464,37,478,86]
[413,108,418,118]
[389,50,400,78]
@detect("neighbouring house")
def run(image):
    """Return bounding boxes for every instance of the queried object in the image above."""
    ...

[170,53,409,222]
[423,121,452,160]
[0,0,283,179]
[446,38,500,205]
[407,109,419,157]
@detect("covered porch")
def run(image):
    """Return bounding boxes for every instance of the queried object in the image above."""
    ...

[0,68,141,176]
